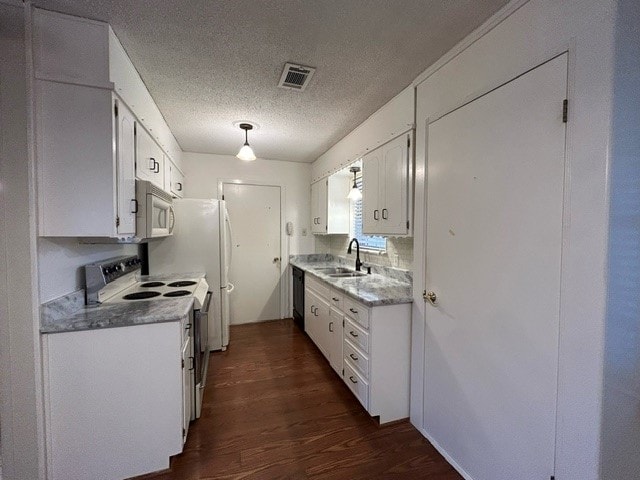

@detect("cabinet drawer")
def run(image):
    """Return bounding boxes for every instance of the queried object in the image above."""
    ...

[344,318,369,354]
[344,362,369,410]
[344,339,369,379]
[306,276,330,300]
[344,297,370,329]
[329,288,344,311]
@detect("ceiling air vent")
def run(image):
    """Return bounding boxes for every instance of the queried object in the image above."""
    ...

[278,63,316,91]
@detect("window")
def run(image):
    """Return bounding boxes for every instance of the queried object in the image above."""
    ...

[351,176,386,251]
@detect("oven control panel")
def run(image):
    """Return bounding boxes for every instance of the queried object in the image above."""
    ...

[85,255,142,304]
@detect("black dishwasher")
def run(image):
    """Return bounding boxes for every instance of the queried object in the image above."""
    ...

[292,266,305,331]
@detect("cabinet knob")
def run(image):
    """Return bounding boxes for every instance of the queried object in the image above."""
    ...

[373,209,379,220]
[382,208,388,219]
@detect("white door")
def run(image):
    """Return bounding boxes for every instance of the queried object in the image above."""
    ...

[424,54,567,480]
[223,183,281,324]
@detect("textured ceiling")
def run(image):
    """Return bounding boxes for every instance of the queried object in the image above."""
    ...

[33,0,510,162]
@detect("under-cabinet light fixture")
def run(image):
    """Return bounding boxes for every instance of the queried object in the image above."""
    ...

[236,123,256,161]
[347,166,362,201]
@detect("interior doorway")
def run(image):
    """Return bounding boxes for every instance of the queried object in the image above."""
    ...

[221,182,282,324]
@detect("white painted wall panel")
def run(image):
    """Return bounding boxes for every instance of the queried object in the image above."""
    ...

[312,86,414,181]
[601,0,640,478]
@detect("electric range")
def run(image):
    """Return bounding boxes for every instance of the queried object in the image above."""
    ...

[84,255,211,420]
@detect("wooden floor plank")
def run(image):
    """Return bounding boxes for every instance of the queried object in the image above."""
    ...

[132,319,461,480]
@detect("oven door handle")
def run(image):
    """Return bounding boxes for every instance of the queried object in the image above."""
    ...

[202,291,213,315]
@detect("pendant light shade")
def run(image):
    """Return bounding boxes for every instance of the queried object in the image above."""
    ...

[347,166,362,201]
[236,123,256,161]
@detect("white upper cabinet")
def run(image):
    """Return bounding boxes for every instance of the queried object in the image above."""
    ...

[165,157,185,198]
[311,172,350,235]
[362,132,412,236]
[35,79,136,238]
[136,126,165,189]
[31,8,183,237]
[115,100,137,236]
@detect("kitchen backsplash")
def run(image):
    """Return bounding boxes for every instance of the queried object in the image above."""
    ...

[314,235,413,270]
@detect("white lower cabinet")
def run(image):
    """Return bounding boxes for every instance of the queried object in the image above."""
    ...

[304,275,411,423]
[43,318,191,480]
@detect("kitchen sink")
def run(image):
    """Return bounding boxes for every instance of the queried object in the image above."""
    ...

[328,272,367,278]
[314,267,354,274]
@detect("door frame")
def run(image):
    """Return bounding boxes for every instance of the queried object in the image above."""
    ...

[217,179,288,320]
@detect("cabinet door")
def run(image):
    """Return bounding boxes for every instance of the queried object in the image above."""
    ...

[181,336,191,444]
[326,172,350,234]
[170,161,185,198]
[328,308,344,375]
[310,180,326,234]
[136,127,164,189]
[380,134,409,234]
[362,149,381,234]
[36,80,116,237]
[115,99,136,236]
[305,289,319,341]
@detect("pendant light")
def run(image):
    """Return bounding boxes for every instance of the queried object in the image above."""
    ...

[236,123,256,161]
[347,166,362,201]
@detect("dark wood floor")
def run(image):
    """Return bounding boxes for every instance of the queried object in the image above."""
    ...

[135,319,462,480]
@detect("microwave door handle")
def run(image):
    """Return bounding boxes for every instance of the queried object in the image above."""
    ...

[168,206,175,233]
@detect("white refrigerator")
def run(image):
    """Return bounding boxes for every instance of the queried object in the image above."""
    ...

[148,198,233,350]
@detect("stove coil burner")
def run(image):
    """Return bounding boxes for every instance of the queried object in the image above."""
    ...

[140,282,165,288]
[167,281,198,288]
[163,290,191,297]
[123,291,161,300]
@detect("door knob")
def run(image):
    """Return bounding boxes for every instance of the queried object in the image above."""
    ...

[425,291,437,305]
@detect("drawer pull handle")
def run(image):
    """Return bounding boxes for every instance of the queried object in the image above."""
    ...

[349,353,358,361]
[349,331,358,338]
[349,376,358,384]
[382,208,388,219]
[349,308,358,314]
[329,321,333,332]
[332,297,339,301]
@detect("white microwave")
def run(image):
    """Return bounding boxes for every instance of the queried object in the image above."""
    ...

[136,180,174,240]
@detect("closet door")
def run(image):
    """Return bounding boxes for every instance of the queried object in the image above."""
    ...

[424,54,568,480]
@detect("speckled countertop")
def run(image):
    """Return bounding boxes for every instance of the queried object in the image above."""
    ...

[40,292,193,334]
[289,254,413,307]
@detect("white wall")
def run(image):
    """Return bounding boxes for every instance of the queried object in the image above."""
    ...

[37,239,137,302]
[601,0,640,478]
[183,152,315,258]
[0,3,44,478]
[411,1,615,479]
